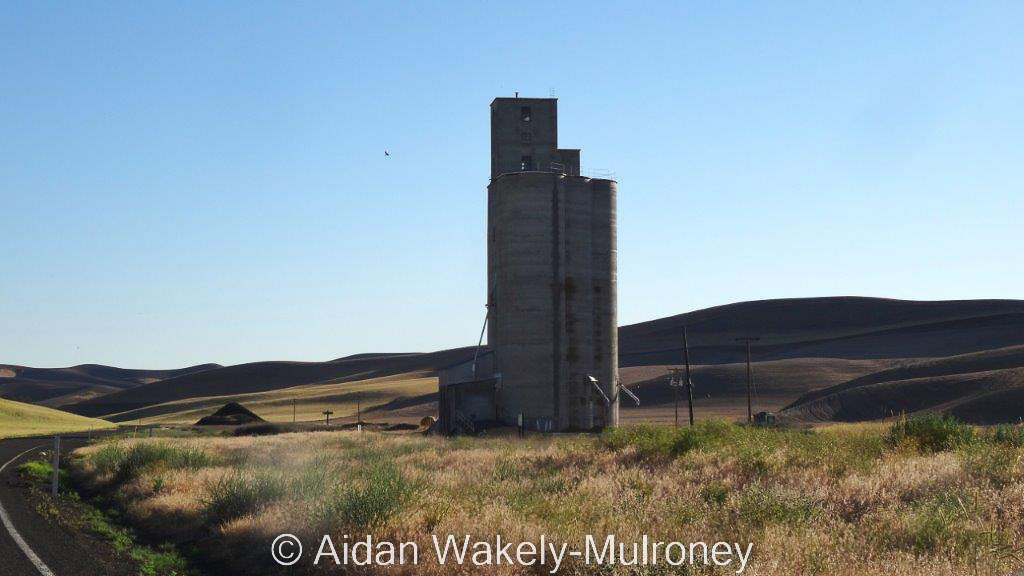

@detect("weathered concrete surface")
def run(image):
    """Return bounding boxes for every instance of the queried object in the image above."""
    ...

[487,166,618,430]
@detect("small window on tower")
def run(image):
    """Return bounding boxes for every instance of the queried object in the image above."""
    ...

[520,155,532,171]
[521,106,531,122]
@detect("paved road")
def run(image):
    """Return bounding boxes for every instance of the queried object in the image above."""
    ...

[0,435,111,576]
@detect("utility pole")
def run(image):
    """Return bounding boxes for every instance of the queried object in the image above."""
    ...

[322,410,334,425]
[51,435,60,497]
[735,337,760,423]
[356,394,362,425]
[292,399,296,423]
[682,325,695,426]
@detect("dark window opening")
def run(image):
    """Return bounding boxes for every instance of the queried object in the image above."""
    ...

[520,155,532,171]
[521,106,531,121]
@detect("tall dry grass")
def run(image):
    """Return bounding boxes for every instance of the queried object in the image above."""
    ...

[70,419,1024,575]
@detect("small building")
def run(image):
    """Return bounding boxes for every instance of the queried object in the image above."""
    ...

[437,351,498,435]
[754,411,777,427]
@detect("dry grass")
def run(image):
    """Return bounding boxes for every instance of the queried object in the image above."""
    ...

[0,398,116,439]
[69,421,1024,575]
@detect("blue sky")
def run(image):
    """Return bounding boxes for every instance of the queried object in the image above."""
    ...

[2,1,1021,368]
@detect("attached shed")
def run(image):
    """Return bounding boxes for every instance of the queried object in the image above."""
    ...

[437,350,499,434]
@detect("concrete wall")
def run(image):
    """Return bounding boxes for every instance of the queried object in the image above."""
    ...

[555,149,581,176]
[487,172,618,430]
[490,97,558,179]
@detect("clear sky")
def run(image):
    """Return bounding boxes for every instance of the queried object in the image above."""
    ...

[2,1,1021,368]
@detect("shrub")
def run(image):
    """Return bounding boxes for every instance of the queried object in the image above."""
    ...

[887,413,974,452]
[961,443,1019,486]
[202,473,285,525]
[91,441,216,482]
[232,423,285,437]
[701,482,728,506]
[315,459,421,531]
[988,424,1024,447]
[736,485,818,528]
[875,493,990,556]
[600,423,732,460]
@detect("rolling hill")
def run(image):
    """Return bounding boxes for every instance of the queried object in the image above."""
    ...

[0,363,221,407]
[65,348,476,419]
[98,372,439,425]
[780,345,1024,424]
[0,398,116,439]
[620,297,1024,366]
[8,297,1024,425]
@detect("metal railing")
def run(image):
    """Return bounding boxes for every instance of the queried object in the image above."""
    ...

[494,162,615,180]
[583,168,616,180]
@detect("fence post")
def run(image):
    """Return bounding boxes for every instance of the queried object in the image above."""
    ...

[51,435,60,497]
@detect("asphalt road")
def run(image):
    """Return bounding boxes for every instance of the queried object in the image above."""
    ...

[0,435,111,576]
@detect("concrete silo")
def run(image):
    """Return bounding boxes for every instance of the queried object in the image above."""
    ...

[438,97,618,433]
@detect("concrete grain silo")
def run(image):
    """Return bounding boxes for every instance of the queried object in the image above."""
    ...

[438,97,619,433]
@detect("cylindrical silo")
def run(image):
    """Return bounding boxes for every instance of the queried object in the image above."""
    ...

[487,171,618,430]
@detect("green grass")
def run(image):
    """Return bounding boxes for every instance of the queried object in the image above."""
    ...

[81,507,193,576]
[600,420,885,478]
[735,484,819,528]
[600,420,734,459]
[91,441,217,482]
[987,423,1024,447]
[312,457,423,531]
[887,413,975,452]
[18,458,55,484]
[700,481,729,506]
[71,422,1024,575]
[0,398,115,439]
[201,473,286,525]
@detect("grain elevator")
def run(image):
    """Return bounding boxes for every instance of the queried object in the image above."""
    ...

[438,97,619,433]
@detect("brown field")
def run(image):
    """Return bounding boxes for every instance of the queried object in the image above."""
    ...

[70,420,1024,575]
[105,373,439,426]
[781,345,1024,424]
[0,363,221,407]
[39,297,1024,428]
[102,357,901,427]
[93,348,1024,430]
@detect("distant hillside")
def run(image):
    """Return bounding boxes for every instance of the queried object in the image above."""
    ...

[0,398,116,439]
[780,345,1024,424]
[65,348,476,419]
[0,363,222,407]
[21,296,1024,424]
[620,297,1024,366]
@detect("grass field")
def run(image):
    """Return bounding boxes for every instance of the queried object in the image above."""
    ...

[68,417,1024,575]
[0,398,116,439]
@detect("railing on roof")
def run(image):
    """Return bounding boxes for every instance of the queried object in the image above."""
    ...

[494,162,615,180]
[583,168,616,180]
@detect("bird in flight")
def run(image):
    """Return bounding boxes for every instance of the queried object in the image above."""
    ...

[384,150,390,157]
